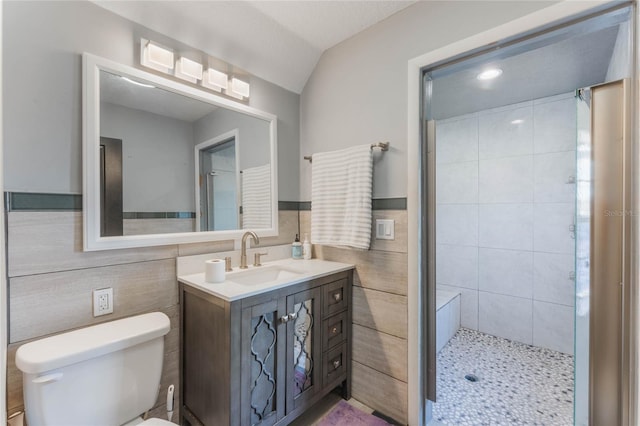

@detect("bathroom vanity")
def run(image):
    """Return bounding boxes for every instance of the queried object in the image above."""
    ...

[178,259,354,426]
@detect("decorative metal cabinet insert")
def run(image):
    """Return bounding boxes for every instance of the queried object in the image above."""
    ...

[180,270,353,426]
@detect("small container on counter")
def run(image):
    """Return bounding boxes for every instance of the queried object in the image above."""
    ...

[292,234,303,259]
[302,233,312,260]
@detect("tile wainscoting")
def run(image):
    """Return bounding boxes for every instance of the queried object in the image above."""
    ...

[300,209,409,424]
[5,198,408,424]
[4,208,301,419]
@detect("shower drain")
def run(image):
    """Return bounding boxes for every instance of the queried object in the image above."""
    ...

[464,374,479,382]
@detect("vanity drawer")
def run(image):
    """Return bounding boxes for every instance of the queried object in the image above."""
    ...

[323,311,347,350]
[323,278,348,317]
[323,343,347,386]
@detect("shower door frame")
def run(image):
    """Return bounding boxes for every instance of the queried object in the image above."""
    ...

[406,2,639,425]
[194,129,241,232]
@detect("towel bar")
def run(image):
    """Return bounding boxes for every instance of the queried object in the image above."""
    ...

[304,142,389,163]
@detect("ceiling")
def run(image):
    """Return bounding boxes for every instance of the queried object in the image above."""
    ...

[94,1,626,110]
[430,22,621,119]
[100,70,218,122]
[92,0,417,93]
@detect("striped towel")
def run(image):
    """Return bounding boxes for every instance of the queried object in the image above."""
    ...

[241,164,272,229]
[311,144,373,250]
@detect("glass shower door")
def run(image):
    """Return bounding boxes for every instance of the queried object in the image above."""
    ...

[198,139,239,231]
[574,89,591,426]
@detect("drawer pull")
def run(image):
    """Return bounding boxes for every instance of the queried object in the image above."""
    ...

[332,359,341,370]
[333,292,341,302]
[331,326,338,334]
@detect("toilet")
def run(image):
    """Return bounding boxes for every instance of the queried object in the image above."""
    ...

[15,312,175,426]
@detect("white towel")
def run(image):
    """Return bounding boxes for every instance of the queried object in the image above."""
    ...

[241,164,272,229]
[311,144,373,250]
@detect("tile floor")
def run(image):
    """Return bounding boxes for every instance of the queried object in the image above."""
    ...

[433,328,574,426]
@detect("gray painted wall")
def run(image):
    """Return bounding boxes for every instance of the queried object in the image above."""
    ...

[250,76,300,201]
[102,100,273,213]
[605,21,631,82]
[101,102,195,212]
[3,1,300,200]
[299,1,555,200]
[194,108,271,171]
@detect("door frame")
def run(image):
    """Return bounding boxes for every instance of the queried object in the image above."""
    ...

[99,137,123,236]
[0,2,6,424]
[406,1,639,424]
[194,128,241,231]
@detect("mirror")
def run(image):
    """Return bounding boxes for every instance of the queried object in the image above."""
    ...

[195,131,241,232]
[83,53,278,251]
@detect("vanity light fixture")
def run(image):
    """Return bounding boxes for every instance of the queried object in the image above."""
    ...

[202,68,228,92]
[138,38,249,101]
[229,77,250,99]
[476,68,503,81]
[175,56,203,83]
[224,88,244,100]
[141,39,174,73]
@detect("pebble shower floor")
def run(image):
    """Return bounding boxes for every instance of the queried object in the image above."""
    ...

[433,328,574,426]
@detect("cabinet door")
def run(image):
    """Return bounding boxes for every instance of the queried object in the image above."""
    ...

[286,287,322,412]
[241,298,286,426]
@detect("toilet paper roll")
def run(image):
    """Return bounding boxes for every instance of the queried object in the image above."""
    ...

[204,259,226,283]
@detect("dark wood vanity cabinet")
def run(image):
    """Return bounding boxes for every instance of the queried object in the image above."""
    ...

[180,270,353,426]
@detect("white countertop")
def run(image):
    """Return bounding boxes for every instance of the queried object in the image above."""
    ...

[178,258,354,301]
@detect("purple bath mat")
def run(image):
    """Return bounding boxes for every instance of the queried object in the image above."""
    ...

[317,400,392,426]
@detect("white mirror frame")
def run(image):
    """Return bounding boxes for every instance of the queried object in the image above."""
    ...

[82,53,278,251]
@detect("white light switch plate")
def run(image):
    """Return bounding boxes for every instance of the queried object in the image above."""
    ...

[375,219,395,240]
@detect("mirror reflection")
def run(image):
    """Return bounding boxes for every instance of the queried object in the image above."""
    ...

[98,70,272,237]
[197,133,239,231]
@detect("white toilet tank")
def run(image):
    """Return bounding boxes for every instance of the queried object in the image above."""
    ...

[15,312,170,426]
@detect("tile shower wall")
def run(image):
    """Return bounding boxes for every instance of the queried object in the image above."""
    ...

[435,93,576,355]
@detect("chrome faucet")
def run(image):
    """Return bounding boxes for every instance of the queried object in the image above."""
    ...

[240,231,259,269]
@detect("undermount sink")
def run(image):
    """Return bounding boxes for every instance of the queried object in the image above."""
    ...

[227,264,305,286]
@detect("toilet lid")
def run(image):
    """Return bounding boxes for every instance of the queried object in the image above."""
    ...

[141,418,175,426]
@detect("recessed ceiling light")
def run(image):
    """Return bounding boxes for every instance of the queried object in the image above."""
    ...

[511,119,524,125]
[477,68,503,81]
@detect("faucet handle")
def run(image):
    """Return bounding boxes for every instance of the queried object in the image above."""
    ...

[254,252,268,267]
[224,257,233,272]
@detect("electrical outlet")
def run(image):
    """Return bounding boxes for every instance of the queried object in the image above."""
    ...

[93,288,113,317]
